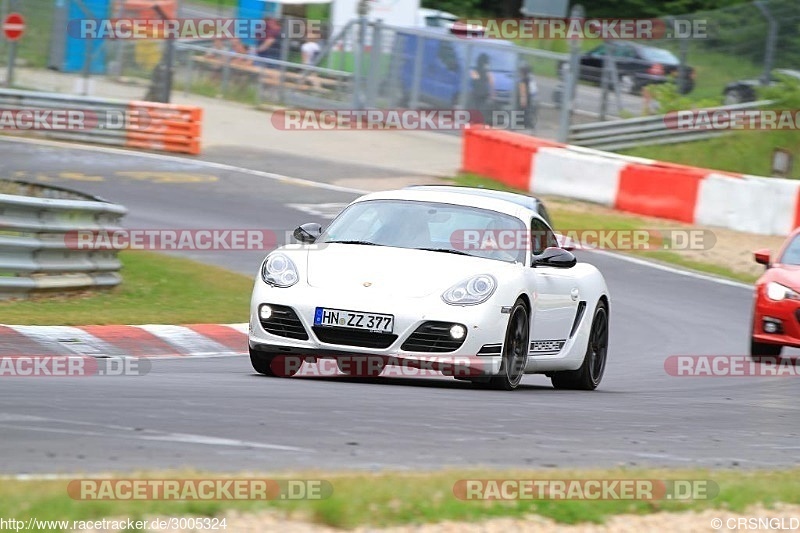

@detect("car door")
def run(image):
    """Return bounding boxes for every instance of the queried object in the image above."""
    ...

[580,44,606,83]
[529,219,580,349]
[614,43,643,79]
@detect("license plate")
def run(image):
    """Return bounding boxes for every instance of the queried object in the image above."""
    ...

[314,307,394,333]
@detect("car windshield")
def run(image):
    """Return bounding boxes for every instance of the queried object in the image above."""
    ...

[780,234,800,265]
[318,199,527,263]
[638,46,680,64]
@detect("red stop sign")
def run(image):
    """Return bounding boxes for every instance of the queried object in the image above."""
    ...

[2,13,25,41]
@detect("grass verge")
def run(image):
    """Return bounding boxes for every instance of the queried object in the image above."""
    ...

[1,468,798,530]
[454,173,759,284]
[0,251,252,325]
[620,130,800,180]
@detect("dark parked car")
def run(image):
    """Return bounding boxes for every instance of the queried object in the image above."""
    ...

[559,42,695,95]
[723,69,800,104]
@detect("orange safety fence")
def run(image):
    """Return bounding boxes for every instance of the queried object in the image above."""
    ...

[462,126,565,190]
[616,162,708,223]
[126,101,203,155]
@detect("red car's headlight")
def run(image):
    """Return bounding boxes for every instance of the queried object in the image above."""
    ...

[766,281,800,301]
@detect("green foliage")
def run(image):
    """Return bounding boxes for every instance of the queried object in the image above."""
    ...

[648,82,719,113]
[421,0,483,17]
[761,71,800,109]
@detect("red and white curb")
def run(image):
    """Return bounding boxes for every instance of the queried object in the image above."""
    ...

[0,324,248,359]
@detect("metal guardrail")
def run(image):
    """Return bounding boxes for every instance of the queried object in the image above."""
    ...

[0,88,202,155]
[0,181,127,300]
[568,101,772,151]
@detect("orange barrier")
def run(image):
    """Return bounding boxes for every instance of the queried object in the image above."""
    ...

[116,0,178,19]
[462,127,564,190]
[126,101,203,155]
[616,162,707,223]
[461,128,799,235]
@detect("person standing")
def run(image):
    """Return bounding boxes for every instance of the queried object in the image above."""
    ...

[516,62,538,130]
[301,31,323,90]
[256,18,283,62]
[468,53,495,125]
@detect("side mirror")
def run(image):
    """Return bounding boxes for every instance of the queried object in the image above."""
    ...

[754,249,771,267]
[554,232,576,252]
[293,223,323,244]
[533,247,577,269]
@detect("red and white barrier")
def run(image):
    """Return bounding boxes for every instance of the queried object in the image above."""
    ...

[462,127,800,236]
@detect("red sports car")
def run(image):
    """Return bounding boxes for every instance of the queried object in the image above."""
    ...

[752,228,800,358]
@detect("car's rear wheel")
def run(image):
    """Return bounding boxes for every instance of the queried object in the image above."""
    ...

[250,348,301,377]
[551,301,608,390]
[489,299,529,391]
[750,337,782,361]
[724,88,744,105]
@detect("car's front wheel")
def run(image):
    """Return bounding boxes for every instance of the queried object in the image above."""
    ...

[250,348,301,377]
[619,74,638,95]
[551,301,608,390]
[489,299,529,391]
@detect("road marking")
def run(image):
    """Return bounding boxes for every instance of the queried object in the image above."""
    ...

[0,136,366,194]
[115,171,218,183]
[288,203,349,219]
[0,415,310,453]
[588,249,752,290]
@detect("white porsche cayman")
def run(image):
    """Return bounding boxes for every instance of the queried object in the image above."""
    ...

[249,186,610,391]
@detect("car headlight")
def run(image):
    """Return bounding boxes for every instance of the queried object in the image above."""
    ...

[262,253,299,288]
[766,281,800,301]
[442,274,497,306]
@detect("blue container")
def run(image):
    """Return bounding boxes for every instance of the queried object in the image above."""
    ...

[62,0,110,74]
[237,0,279,46]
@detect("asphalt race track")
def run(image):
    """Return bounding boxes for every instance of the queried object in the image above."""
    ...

[1,138,798,475]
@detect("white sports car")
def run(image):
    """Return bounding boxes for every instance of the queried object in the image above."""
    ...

[249,186,610,391]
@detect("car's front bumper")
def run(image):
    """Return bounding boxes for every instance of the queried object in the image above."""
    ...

[248,283,510,375]
[753,293,800,349]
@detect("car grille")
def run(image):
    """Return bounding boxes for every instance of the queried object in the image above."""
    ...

[796,309,800,324]
[312,327,398,349]
[401,321,467,353]
[260,305,309,340]
[477,344,502,356]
